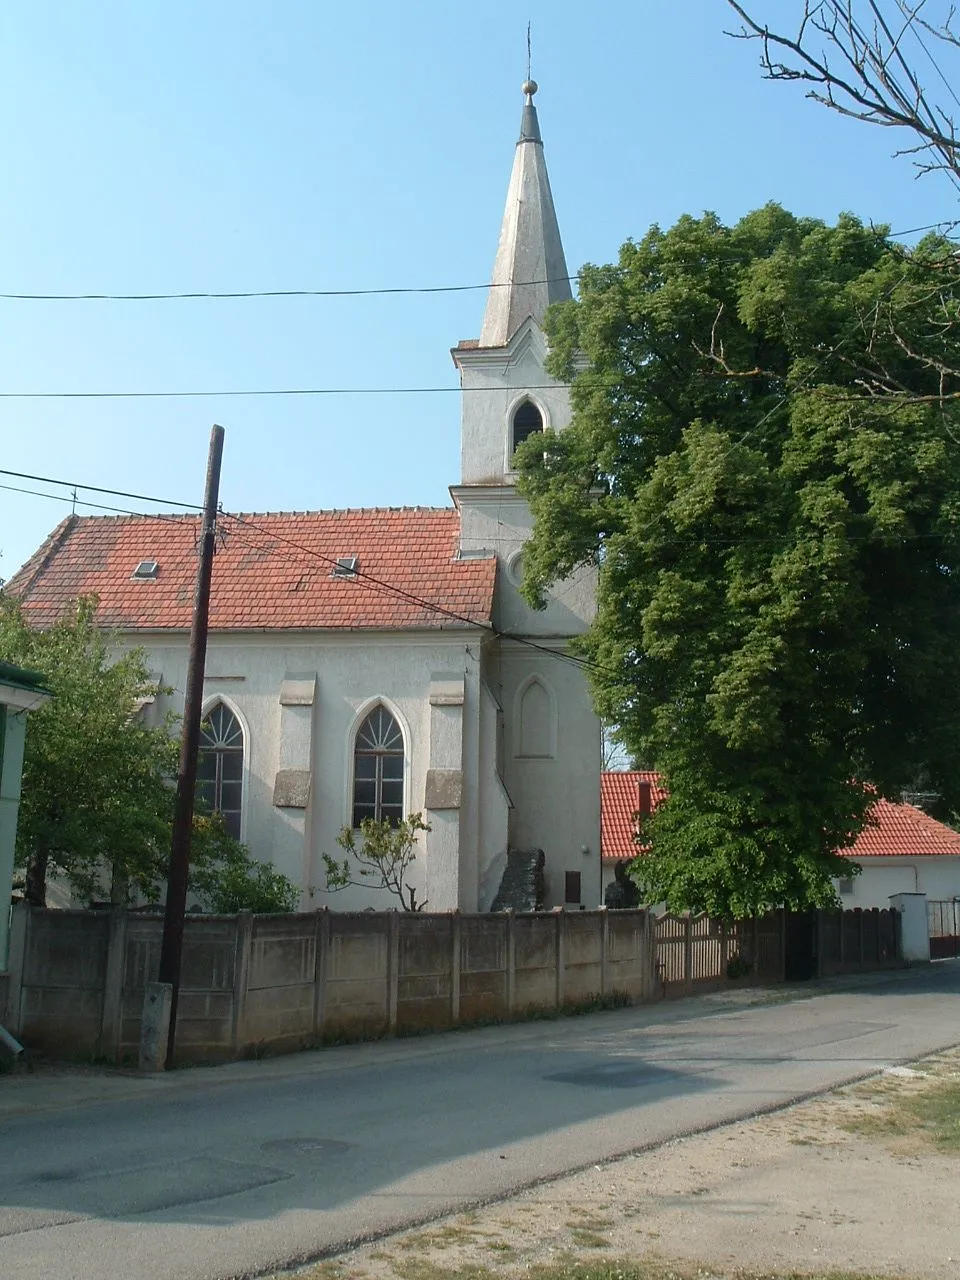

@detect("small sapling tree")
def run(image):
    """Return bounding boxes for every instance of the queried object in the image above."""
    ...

[323,813,431,911]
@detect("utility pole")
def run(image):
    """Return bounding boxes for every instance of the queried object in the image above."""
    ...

[157,424,225,1069]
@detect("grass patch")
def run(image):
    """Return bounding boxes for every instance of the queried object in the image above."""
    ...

[567,1228,611,1249]
[291,1259,920,1280]
[841,1074,960,1153]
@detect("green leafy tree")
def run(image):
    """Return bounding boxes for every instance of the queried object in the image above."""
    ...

[517,205,960,916]
[188,814,300,914]
[323,814,431,911]
[0,596,178,906]
[1,595,299,914]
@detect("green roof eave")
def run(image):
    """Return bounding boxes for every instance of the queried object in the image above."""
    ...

[0,660,52,697]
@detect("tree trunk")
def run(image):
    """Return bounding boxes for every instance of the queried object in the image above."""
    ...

[24,851,48,907]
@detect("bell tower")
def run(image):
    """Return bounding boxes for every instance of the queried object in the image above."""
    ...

[452,80,573,500]
[451,78,601,913]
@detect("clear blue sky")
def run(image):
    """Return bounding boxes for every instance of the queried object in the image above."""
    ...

[1,1,955,579]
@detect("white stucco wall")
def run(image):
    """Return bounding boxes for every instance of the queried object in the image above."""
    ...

[451,312,602,909]
[489,642,602,909]
[456,321,572,487]
[133,629,483,913]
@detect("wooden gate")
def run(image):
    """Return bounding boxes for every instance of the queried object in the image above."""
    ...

[928,900,960,960]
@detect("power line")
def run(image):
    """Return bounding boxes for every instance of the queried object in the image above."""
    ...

[1,226,951,305]
[223,511,607,676]
[0,384,555,400]
[0,467,204,510]
[0,275,577,303]
[0,467,610,678]
[0,481,162,520]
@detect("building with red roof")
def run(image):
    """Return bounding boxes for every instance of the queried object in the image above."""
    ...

[6,83,602,914]
[601,772,960,909]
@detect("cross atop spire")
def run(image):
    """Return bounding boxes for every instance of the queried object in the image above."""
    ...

[478,79,572,348]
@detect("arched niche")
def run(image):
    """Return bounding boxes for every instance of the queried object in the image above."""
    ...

[514,674,557,759]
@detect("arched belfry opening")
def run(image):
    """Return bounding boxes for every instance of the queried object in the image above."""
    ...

[511,400,543,458]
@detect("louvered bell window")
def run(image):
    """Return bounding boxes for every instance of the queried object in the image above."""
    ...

[353,706,404,828]
[196,703,244,839]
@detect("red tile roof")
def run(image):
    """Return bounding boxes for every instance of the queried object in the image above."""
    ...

[601,771,668,859]
[849,796,960,859]
[8,509,496,634]
[601,772,960,861]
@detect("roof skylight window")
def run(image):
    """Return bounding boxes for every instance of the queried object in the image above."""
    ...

[331,556,359,579]
[132,560,159,580]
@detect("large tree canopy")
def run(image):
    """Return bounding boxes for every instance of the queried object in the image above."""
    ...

[517,205,960,916]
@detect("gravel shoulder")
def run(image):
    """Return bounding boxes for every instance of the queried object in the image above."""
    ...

[286,1047,960,1280]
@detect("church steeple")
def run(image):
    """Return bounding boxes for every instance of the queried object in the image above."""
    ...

[478,80,572,349]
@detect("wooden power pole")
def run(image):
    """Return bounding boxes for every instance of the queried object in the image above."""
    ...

[158,424,225,1068]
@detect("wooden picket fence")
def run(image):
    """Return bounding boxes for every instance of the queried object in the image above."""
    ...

[654,912,784,995]
[654,907,903,996]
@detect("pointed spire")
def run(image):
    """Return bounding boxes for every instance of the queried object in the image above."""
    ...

[478,80,572,348]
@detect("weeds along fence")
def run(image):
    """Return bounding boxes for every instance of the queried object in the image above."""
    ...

[3,904,657,1064]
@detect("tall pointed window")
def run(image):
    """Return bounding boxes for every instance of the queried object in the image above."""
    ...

[353,705,404,827]
[197,703,244,839]
[512,400,543,457]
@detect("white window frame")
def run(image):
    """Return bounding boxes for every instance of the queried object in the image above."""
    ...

[198,695,251,843]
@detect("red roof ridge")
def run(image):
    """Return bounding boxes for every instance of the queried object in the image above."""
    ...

[599,771,960,861]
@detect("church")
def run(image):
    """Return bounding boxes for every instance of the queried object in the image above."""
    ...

[9,81,602,913]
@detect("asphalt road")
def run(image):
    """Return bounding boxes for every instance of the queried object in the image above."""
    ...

[2,962,959,1280]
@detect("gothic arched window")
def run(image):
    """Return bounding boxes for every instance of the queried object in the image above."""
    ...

[511,400,543,457]
[197,703,244,839]
[353,705,404,827]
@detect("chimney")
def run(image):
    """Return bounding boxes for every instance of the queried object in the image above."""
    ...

[637,779,652,824]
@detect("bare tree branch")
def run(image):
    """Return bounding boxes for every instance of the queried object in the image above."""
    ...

[726,1,960,186]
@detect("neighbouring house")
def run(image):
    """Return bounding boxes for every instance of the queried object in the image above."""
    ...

[0,662,51,968]
[7,81,602,914]
[601,771,960,910]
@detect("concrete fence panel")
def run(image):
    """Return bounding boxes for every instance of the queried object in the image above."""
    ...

[458,915,508,1023]
[323,913,392,1041]
[512,913,560,1011]
[396,913,455,1032]
[15,909,111,1056]
[6,903,655,1064]
[563,911,604,1003]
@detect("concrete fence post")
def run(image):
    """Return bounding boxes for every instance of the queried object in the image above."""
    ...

[231,912,253,1054]
[555,909,566,1009]
[139,982,172,1072]
[312,909,330,1041]
[815,910,825,980]
[450,913,461,1025]
[600,908,609,997]
[387,912,399,1033]
[99,909,129,1062]
[505,911,516,1016]
[6,902,30,1035]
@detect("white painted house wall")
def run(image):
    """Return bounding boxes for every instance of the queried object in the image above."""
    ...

[839,858,960,909]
